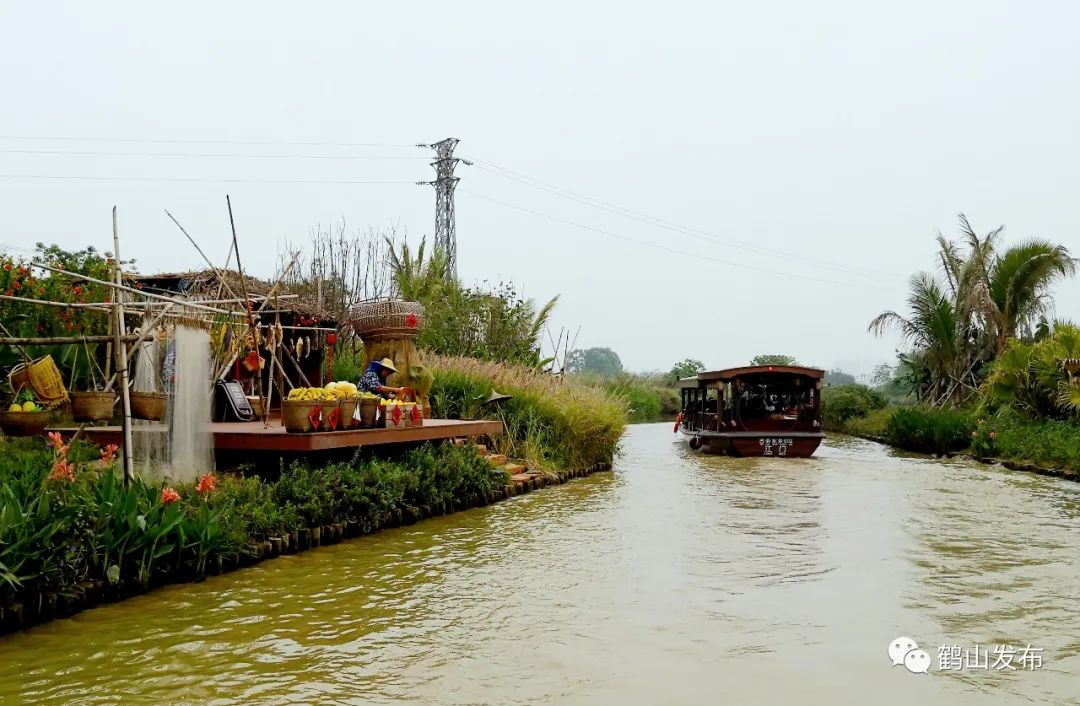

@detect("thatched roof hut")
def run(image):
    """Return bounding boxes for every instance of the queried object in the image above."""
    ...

[130,269,336,325]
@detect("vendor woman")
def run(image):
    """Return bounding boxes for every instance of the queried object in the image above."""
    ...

[359,357,409,399]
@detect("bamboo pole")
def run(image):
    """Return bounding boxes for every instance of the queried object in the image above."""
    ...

[211,251,302,384]
[112,207,135,486]
[0,334,138,345]
[224,195,267,421]
[0,294,112,311]
[32,263,236,315]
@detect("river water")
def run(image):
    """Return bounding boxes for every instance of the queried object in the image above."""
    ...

[1,424,1078,705]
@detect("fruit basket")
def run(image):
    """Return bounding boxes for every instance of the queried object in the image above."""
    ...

[2,393,50,436]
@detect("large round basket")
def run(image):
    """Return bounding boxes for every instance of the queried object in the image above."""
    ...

[339,398,357,429]
[282,399,321,433]
[9,356,68,408]
[0,410,50,437]
[130,392,168,421]
[70,391,116,423]
[349,300,424,341]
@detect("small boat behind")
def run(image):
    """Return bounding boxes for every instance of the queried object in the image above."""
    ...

[676,365,824,457]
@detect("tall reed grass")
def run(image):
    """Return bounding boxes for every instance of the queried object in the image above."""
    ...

[427,355,628,473]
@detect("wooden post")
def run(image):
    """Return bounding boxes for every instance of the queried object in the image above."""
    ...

[112,207,135,485]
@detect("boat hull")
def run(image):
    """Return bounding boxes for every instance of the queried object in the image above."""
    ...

[682,430,822,458]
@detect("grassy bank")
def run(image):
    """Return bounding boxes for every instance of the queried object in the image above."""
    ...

[832,398,1080,474]
[0,436,508,633]
[427,355,628,473]
[569,373,678,423]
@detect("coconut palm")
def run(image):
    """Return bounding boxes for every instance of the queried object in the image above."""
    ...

[868,272,979,405]
[956,214,1076,355]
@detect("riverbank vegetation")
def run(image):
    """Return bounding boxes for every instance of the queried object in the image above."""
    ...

[428,355,626,472]
[0,435,507,631]
[837,214,1080,468]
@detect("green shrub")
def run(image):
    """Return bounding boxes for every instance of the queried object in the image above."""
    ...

[972,413,1080,470]
[883,407,974,455]
[821,385,886,430]
[843,407,896,439]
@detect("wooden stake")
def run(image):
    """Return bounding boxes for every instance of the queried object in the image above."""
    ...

[112,207,135,486]
[225,195,268,423]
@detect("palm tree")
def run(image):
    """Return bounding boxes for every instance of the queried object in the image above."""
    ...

[956,214,1076,356]
[868,272,979,405]
[385,237,450,301]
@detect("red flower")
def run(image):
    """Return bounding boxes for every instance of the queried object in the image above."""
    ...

[195,473,217,495]
[48,459,75,483]
[161,487,180,505]
[12,281,20,290]
[100,444,119,466]
[73,286,82,296]
[47,431,66,452]
[17,267,27,275]
[135,283,144,290]
[3,290,12,297]
[2,263,10,272]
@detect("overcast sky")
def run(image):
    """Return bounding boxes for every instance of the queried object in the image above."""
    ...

[2,1,1079,375]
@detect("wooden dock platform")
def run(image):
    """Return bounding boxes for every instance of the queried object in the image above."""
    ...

[49,418,502,453]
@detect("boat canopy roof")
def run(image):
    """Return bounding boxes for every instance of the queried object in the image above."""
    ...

[679,365,825,388]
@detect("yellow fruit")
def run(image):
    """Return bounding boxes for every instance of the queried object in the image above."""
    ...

[22,401,38,412]
[8,403,20,412]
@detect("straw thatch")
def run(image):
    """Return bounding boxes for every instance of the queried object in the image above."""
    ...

[130,269,336,323]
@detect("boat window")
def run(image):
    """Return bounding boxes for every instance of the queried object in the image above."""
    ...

[734,374,814,425]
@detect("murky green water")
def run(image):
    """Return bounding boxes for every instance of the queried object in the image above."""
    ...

[1,424,1079,705]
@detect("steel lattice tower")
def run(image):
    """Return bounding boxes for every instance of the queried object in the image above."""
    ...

[417,138,468,278]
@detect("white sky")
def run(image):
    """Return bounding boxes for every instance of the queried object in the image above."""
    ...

[2,1,1079,375]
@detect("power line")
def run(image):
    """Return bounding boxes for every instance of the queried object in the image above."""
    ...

[0,174,415,185]
[0,148,432,160]
[0,134,417,148]
[460,189,883,289]
[466,157,901,281]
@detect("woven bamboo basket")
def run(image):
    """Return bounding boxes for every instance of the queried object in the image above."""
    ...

[130,392,168,421]
[358,397,379,428]
[0,410,50,437]
[319,399,341,431]
[339,398,357,429]
[70,391,116,423]
[9,356,68,407]
[282,399,321,433]
[349,300,424,341]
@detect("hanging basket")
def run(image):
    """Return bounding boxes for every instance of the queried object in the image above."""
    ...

[9,356,68,408]
[70,391,116,423]
[348,300,424,341]
[0,410,51,437]
[130,392,168,421]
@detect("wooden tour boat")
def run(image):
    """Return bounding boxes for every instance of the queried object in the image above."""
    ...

[676,365,824,457]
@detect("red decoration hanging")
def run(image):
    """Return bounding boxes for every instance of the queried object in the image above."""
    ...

[410,405,422,424]
[405,313,419,328]
[391,405,403,426]
[308,405,322,430]
[327,406,341,430]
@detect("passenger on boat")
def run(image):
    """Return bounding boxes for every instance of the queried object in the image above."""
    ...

[358,357,410,399]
